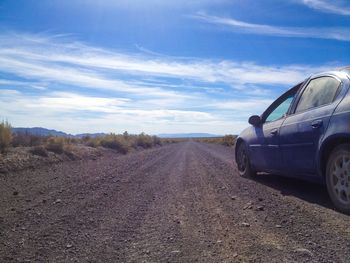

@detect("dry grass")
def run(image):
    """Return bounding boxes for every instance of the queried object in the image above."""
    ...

[45,137,65,154]
[2,121,168,157]
[99,134,130,154]
[160,138,187,144]
[12,132,47,147]
[135,133,154,148]
[193,135,237,147]
[0,121,12,153]
[29,146,48,157]
[85,132,163,154]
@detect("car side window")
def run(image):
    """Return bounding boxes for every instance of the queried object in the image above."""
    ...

[265,95,295,122]
[295,77,340,113]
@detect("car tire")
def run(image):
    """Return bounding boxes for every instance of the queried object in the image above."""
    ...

[236,142,256,178]
[326,144,350,215]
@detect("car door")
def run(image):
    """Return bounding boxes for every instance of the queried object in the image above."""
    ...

[279,76,342,176]
[249,86,299,173]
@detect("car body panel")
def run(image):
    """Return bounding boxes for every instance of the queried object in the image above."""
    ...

[249,118,284,173]
[279,103,335,176]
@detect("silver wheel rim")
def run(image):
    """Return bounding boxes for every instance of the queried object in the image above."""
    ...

[238,147,248,173]
[330,153,350,205]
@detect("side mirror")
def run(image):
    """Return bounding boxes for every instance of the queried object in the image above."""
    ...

[248,115,262,126]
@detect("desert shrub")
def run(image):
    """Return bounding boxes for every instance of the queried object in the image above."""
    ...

[30,134,45,146]
[86,138,100,148]
[63,144,76,160]
[12,132,45,147]
[29,146,48,157]
[12,132,31,147]
[193,135,237,146]
[100,134,130,154]
[222,135,236,146]
[0,121,12,153]
[161,138,184,144]
[65,137,78,144]
[123,131,129,139]
[193,137,218,144]
[84,132,161,153]
[135,132,154,148]
[45,137,65,154]
[152,135,162,146]
[81,135,91,142]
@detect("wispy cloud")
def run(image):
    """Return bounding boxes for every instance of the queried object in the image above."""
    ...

[0,52,187,99]
[0,32,335,134]
[0,33,329,89]
[299,0,350,15]
[192,12,350,41]
[29,92,130,113]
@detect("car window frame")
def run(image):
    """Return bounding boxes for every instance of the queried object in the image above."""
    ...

[290,75,342,115]
[261,82,303,124]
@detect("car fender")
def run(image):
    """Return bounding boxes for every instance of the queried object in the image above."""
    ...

[235,126,261,170]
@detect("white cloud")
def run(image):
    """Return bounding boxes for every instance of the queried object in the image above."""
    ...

[30,92,130,113]
[299,0,350,15]
[0,79,48,90]
[0,90,235,134]
[0,32,336,134]
[0,80,29,86]
[212,99,272,112]
[0,89,21,96]
[192,12,350,41]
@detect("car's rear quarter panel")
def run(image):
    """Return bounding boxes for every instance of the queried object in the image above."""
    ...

[317,75,350,179]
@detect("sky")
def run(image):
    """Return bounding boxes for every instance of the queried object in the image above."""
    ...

[0,0,350,135]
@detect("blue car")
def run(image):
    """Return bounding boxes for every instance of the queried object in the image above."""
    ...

[235,67,350,214]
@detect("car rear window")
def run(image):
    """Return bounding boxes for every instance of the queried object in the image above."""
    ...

[295,77,340,113]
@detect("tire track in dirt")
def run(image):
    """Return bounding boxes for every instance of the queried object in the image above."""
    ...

[0,144,180,262]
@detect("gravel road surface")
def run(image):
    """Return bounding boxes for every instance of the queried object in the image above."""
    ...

[1,142,349,262]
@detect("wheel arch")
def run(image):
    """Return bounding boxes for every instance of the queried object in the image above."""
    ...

[319,134,350,179]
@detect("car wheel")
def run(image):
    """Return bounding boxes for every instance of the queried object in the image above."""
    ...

[236,142,256,177]
[326,144,350,214]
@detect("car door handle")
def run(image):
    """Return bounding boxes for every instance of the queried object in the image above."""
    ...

[270,129,278,135]
[311,120,323,129]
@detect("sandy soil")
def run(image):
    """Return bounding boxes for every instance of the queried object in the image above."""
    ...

[0,142,349,262]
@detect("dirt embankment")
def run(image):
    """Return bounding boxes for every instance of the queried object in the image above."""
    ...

[0,145,103,174]
[0,142,349,262]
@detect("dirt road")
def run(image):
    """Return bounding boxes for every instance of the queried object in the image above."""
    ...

[1,142,349,262]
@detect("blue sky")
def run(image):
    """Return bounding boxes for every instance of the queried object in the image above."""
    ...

[0,0,350,135]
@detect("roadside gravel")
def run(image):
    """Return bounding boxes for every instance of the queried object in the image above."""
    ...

[0,142,349,262]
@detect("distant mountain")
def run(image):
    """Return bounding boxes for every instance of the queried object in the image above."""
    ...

[11,128,220,139]
[11,127,108,138]
[12,127,72,137]
[158,133,221,138]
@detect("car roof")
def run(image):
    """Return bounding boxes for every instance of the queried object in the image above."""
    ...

[311,66,350,80]
[339,66,350,77]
